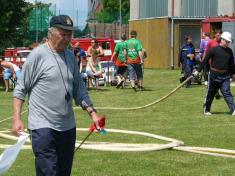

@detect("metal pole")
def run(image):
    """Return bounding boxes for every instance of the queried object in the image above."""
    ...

[73,0,75,26]
[119,0,122,39]
[74,130,94,153]
[171,18,174,69]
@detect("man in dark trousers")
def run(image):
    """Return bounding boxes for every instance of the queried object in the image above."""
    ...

[126,30,144,91]
[203,30,222,99]
[12,15,104,175]
[178,35,195,88]
[193,32,235,116]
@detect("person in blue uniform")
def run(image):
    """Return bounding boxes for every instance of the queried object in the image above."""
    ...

[178,35,195,88]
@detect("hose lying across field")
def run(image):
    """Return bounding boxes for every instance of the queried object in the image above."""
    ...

[75,75,194,111]
[0,128,235,159]
[1,75,235,159]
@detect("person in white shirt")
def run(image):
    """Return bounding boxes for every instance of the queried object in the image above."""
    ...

[0,61,21,93]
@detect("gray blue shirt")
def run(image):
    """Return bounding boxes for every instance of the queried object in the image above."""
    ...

[13,43,93,131]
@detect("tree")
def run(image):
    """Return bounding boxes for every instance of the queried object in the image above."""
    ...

[0,0,30,54]
[96,0,130,24]
[0,1,53,55]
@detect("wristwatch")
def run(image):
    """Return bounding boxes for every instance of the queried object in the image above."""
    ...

[88,108,97,115]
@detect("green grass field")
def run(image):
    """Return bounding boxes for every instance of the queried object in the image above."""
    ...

[1,69,235,176]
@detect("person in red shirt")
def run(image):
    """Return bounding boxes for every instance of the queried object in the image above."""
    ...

[194,31,235,116]
[202,30,222,99]
[204,30,222,54]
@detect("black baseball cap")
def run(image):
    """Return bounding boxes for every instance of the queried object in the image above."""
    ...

[130,30,137,36]
[50,15,74,30]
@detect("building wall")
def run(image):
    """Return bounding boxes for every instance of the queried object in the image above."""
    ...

[87,0,103,21]
[139,0,168,18]
[218,0,235,16]
[130,0,140,20]
[129,18,202,68]
[88,23,129,39]
[181,0,218,16]
[129,18,170,68]
[130,0,235,19]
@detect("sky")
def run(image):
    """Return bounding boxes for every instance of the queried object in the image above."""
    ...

[25,0,88,29]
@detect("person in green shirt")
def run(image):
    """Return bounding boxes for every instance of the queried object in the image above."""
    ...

[126,30,144,91]
[111,34,128,88]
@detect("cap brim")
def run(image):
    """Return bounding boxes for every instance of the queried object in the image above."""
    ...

[222,37,232,42]
[54,24,74,31]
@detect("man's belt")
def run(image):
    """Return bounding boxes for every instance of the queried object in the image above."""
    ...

[210,67,227,73]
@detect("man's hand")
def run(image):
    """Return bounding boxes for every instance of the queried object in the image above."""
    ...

[92,113,105,131]
[192,70,199,77]
[12,118,25,136]
[12,98,25,136]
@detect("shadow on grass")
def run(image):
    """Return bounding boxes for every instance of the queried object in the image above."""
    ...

[87,87,111,92]
[210,111,231,115]
[123,87,154,92]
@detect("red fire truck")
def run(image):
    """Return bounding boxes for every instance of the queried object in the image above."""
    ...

[4,47,31,68]
[71,38,116,61]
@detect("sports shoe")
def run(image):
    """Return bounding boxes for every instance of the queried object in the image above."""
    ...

[132,87,137,92]
[204,111,212,116]
[232,111,235,116]
[138,86,144,91]
[116,80,124,88]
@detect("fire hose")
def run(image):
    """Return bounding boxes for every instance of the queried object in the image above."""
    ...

[1,75,235,160]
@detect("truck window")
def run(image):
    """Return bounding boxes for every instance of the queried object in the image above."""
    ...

[102,42,110,49]
[17,52,30,58]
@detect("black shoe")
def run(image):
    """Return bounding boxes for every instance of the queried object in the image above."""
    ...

[132,87,137,92]
[185,85,192,88]
[139,86,144,91]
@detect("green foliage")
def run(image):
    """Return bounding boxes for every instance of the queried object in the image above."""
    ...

[96,0,130,24]
[1,69,235,175]
[0,1,54,54]
[0,0,30,53]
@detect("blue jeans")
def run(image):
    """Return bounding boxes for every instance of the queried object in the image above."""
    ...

[204,71,235,113]
[31,127,76,176]
[128,63,143,80]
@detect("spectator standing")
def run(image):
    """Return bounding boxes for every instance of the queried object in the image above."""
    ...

[126,30,144,91]
[1,61,21,93]
[178,35,195,88]
[194,32,235,116]
[199,32,210,85]
[110,34,128,88]
[11,15,104,175]
[73,42,86,67]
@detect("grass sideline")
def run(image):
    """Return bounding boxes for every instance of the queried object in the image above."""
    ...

[1,68,235,176]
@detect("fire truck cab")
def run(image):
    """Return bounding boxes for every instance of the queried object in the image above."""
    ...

[71,38,115,61]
